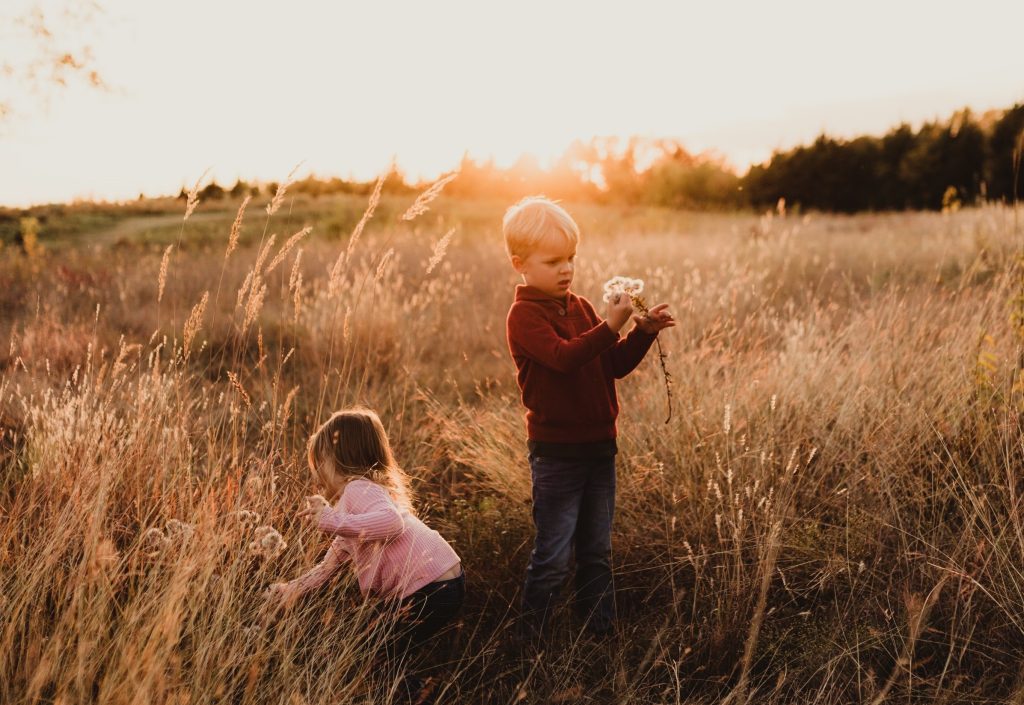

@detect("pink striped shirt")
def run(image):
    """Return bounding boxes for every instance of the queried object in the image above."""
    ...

[284,479,461,599]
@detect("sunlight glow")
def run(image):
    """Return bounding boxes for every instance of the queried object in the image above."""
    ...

[1,0,1023,206]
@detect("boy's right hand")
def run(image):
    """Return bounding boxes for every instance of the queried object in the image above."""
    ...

[605,294,634,333]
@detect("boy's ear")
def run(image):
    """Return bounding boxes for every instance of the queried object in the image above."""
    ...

[510,254,524,273]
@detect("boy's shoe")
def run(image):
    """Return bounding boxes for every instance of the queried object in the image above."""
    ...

[572,607,615,639]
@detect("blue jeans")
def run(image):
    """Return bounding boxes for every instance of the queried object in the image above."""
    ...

[521,454,616,635]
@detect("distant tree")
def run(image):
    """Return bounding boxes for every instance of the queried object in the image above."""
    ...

[987,103,1024,203]
[878,124,916,209]
[381,162,414,195]
[531,151,595,202]
[292,176,324,197]
[229,179,251,198]
[643,145,741,210]
[596,137,644,205]
[199,181,225,200]
[744,109,987,212]
[901,111,985,209]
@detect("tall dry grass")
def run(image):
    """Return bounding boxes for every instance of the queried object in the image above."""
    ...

[2,188,1024,704]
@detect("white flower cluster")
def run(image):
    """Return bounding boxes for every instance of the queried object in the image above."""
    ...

[602,276,645,303]
[140,519,194,557]
[230,509,262,529]
[141,527,170,556]
[165,519,194,541]
[250,526,287,559]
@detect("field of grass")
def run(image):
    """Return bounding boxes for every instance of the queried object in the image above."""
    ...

[2,184,1024,704]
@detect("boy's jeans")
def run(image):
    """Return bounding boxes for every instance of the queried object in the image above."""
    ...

[521,454,616,635]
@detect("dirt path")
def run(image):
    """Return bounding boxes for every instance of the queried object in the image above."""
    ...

[79,211,231,248]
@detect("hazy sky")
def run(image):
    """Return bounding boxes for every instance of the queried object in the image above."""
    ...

[2,0,1024,206]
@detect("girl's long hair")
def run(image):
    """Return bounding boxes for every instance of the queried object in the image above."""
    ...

[307,408,413,513]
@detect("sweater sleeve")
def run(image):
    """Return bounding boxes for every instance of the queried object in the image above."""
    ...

[317,480,405,541]
[608,325,658,378]
[507,301,619,373]
[282,537,350,595]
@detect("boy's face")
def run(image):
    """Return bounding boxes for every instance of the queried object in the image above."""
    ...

[511,231,576,299]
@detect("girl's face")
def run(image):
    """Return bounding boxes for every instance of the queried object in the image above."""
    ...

[313,458,347,500]
[511,231,576,299]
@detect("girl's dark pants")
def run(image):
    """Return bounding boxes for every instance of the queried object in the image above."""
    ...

[393,572,465,651]
[387,572,465,702]
[521,454,616,637]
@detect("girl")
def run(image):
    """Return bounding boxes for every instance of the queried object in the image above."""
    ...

[267,408,464,701]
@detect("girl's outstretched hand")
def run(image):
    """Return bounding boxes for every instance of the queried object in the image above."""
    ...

[635,303,676,334]
[297,494,331,521]
[262,582,300,620]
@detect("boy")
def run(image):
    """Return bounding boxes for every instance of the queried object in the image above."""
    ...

[503,196,675,639]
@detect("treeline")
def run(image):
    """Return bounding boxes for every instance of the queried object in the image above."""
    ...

[177,139,743,212]
[170,102,1022,215]
[745,104,1024,212]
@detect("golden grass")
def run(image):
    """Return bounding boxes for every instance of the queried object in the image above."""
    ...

[2,189,1024,703]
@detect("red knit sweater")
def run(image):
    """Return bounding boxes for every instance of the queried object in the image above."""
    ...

[506,284,657,443]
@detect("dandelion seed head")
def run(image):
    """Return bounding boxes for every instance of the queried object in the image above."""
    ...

[250,526,286,558]
[141,527,170,557]
[165,519,194,541]
[231,509,261,529]
[602,276,645,302]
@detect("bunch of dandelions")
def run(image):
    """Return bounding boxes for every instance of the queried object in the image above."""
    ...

[250,526,287,559]
[602,276,645,304]
[603,276,674,424]
[229,509,262,530]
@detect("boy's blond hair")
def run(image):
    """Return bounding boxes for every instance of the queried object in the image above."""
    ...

[502,196,580,260]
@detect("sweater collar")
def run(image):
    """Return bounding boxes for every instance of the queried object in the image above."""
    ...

[515,284,574,307]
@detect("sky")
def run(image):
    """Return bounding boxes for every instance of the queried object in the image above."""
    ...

[2,0,1024,207]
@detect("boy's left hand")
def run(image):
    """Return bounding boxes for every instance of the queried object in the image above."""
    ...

[634,303,676,334]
